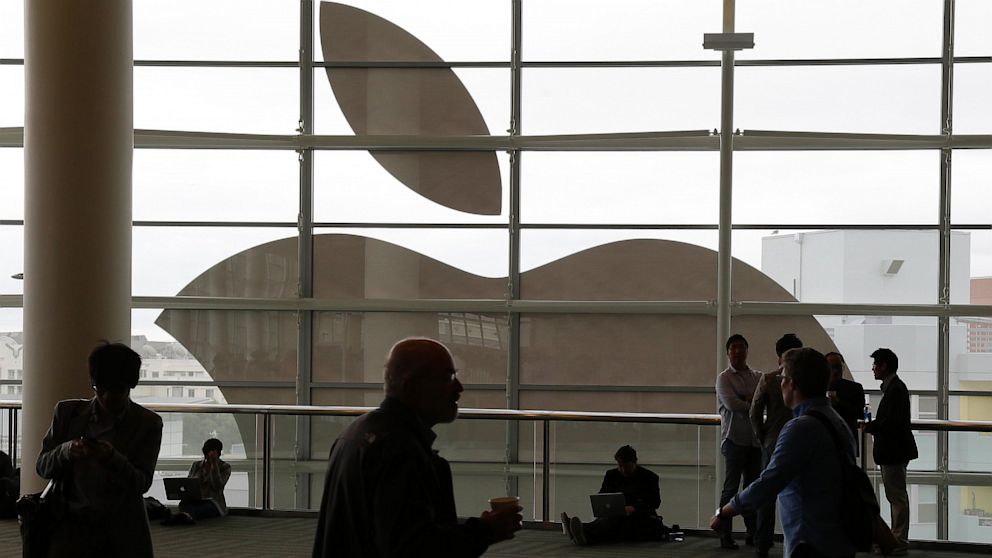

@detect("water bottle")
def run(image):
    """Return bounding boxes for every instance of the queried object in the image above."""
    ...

[863,403,872,423]
[669,524,683,542]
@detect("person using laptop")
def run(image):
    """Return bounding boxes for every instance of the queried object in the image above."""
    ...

[165,438,231,524]
[561,445,668,546]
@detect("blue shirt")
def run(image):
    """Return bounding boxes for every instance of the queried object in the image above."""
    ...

[731,397,857,557]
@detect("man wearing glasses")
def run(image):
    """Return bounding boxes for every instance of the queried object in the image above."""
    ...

[711,347,858,558]
[312,337,523,558]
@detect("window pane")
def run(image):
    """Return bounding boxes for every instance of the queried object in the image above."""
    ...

[315,1,509,62]
[523,1,718,61]
[734,152,938,225]
[0,148,23,220]
[0,1,23,58]
[949,484,992,544]
[822,315,938,391]
[0,66,23,127]
[314,151,509,224]
[951,150,992,225]
[948,396,992,473]
[522,68,719,134]
[952,230,992,302]
[313,311,508,383]
[133,227,298,297]
[520,229,718,282]
[0,225,22,295]
[737,65,941,134]
[955,0,992,57]
[134,68,298,134]
[521,152,719,225]
[312,229,508,296]
[738,0,943,59]
[134,150,298,222]
[745,230,940,305]
[0,307,21,335]
[134,1,298,61]
[953,63,992,134]
[151,308,298,383]
[314,68,509,137]
[951,317,992,377]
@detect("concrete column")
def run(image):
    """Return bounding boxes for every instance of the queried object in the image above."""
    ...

[22,0,133,492]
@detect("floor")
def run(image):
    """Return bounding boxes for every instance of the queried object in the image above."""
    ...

[0,516,986,558]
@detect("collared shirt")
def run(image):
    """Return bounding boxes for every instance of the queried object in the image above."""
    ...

[731,397,857,558]
[716,365,761,447]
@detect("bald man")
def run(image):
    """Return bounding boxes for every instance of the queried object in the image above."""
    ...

[312,338,523,558]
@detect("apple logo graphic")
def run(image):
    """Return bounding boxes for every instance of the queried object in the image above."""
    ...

[156,3,840,418]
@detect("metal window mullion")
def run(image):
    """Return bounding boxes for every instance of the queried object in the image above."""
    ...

[506,0,523,517]
[936,0,956,542]
[294,0,316,512]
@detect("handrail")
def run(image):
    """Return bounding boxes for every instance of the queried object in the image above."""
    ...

[2,400,990,431]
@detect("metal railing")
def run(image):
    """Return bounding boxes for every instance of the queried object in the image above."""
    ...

[3,400,992,524]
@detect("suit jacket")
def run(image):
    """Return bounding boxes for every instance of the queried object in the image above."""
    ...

[830,377,865,439]
[865,375,918,465]
[599,465,661,517]
[312,397,492,558]
[36,398,163,558]
[750,370,792,450]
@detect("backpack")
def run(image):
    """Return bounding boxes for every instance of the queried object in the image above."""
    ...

[805,410,880,552]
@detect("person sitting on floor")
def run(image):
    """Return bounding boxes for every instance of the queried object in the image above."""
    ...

[561,445,669,546]
[167,438,231,524]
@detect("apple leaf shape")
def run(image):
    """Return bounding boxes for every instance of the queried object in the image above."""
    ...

[319,2,501,215]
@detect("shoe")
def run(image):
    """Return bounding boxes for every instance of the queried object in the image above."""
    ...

[570,516,587,546]
[720,535,740,550]
[561,512,573,541]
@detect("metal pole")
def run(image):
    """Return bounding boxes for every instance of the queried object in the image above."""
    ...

[542,418,550,522]
[936,0,955,541]
[262,413,272,510]
[296,0,316,512]
[714,0,737,519]
[506,0,523,504]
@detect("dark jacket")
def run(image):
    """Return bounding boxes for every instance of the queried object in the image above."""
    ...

[36,398,163,558]
[599,465,661,517]
[312,397,493,558]
[865,374,918,465]
[830,377,866,439]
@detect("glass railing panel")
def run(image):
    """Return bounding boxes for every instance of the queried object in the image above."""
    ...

[949,395,992,473]
[149,411,260,510]
[949,484,992,544]
[546,420,718,530]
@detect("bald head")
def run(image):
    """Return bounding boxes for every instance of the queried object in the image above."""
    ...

[384,338,463,425]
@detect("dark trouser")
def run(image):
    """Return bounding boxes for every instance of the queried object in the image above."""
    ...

[719,439,761,537]
[792,543,854,558]
[47,514,122,558]
[179,499,221,520]
[755,443,776,549]
[583,514,668,545]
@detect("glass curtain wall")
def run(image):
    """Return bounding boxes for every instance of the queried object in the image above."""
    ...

[1,0,991,540]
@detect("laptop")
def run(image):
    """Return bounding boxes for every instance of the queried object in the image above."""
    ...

[163,477,203,501]
[589,492,627,518]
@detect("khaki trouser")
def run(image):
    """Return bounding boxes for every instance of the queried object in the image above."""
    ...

[880,463,910,548]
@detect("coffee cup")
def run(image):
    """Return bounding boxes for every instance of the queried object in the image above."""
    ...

[488,496,520,513]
